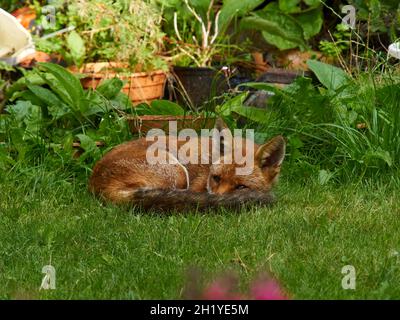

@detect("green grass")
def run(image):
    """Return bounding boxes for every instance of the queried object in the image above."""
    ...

[1,167,400,299]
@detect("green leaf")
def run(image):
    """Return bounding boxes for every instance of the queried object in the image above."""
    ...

[363,150,393,167]
[150,100,185,116]
[295,7,323,39]
[75,134,101,160]
[96,78,124,99]
[9,127,26,161]
[6,101,43,141]
[279,0,301,13]
[307,60,349,91]
[232,105,273,123]
[288,135,304,149]
[219,0,264,31]
[37,63,85,109]
[318,169,333,185]
[38,72,73,107]
[304,0,321,7]
[216,92,272,123]
[27,84,69,119]
[67,31,86,67]
[76,134,97,152]
[0,144,15,170]
[241,11,307,50]
[216,92,248,116]
[6,100,33,122]
[111,92,133,111]
[6,72,46,101]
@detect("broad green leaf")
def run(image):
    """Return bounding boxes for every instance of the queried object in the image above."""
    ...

[6,72,45,101]
[9,127,26,161]
[231,105,273,123]
[216,92,248,116]
[38,72,73,107]
[363,149,393,167]
[279,0,301,13]
[27,84,69,119]
[150,100,185,115]
[6,100,33,122]
[241,11,307,50]
[295,6,323,39]
[23,105,42,135]
[279,0,320,12]
[8,90,44,107]
[67,31,86,66]
[96,78,124,99]
[219,0,264,31]
[111,92,133,110]
[307,60,349,91]
[304,0,321,6]
[76,134,97,152]
[75,134,101,160]
[37,63,85,109]
[7,101,42,136]
[217,92,273,123]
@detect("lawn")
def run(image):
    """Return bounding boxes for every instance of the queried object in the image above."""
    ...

[1,166,399,299]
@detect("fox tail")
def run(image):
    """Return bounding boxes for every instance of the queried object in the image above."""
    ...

[129,188,276,211]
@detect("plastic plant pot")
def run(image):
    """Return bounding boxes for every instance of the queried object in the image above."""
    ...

[388,43,400,60]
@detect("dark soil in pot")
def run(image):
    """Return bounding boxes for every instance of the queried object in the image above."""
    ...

[172,66,229,109]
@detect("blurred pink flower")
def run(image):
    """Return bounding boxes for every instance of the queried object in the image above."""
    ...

[202,281,244,300]
[250,278,287,300]
[199,273,288,300]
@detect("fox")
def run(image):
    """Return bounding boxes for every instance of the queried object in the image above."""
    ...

[88,120,286,211]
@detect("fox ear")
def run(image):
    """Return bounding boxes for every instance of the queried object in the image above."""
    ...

[255,136,286,171]
[212,118,231,156]
[214,117,227,132]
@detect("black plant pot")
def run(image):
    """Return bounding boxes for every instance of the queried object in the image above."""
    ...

[172,66,229,109]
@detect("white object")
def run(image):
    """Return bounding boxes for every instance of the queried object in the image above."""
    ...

[388,43,400,60]
[0,8,35,65]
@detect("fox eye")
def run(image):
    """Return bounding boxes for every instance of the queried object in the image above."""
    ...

[236,184,248,190]
[212,175,221,183]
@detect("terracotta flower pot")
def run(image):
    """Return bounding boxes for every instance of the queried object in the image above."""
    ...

[75,62,167,105]
[125,115,217,135]
[11,7,36,30]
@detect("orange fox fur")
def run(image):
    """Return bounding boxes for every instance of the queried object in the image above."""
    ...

[89,124,286,211]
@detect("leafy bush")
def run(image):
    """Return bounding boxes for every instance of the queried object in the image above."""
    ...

[348,0,400,37]
[224,60,400,182]
[240,0,323,51]
[2,59,400,185]
[33,0,167,71]
[158,0,254,67]
[319,24,352,59]
[0,63,133,170]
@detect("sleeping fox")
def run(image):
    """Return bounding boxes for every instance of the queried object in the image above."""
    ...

[89,120,285,210]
